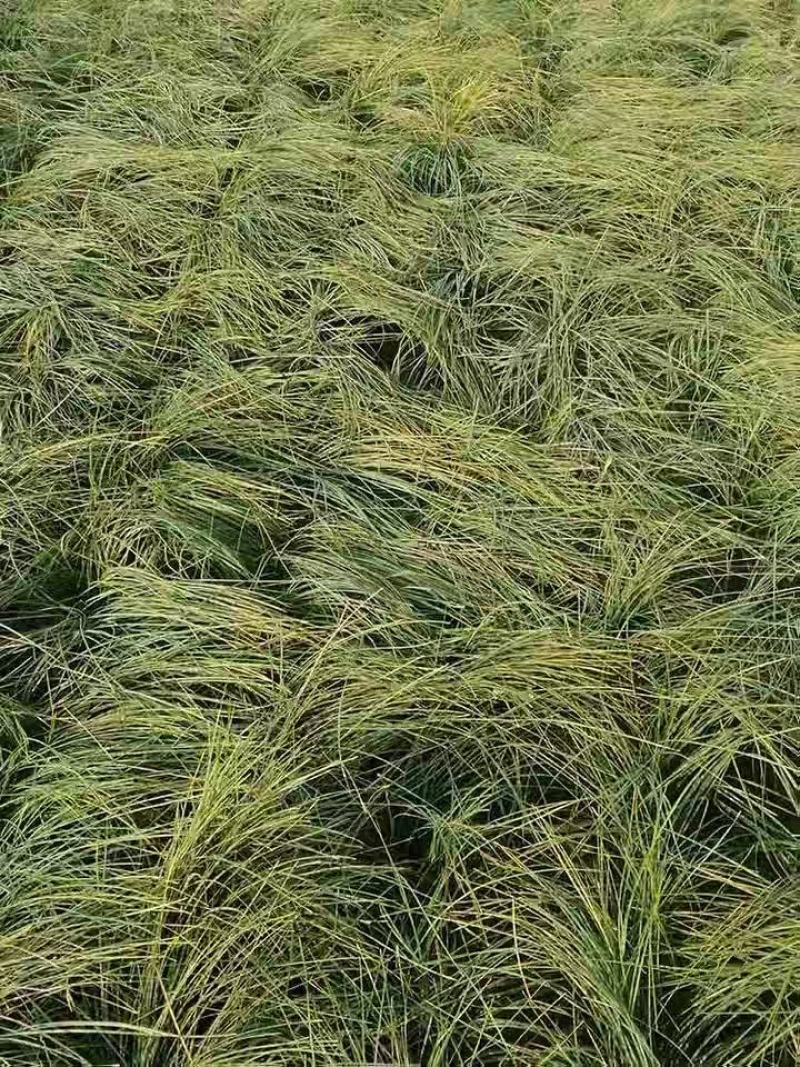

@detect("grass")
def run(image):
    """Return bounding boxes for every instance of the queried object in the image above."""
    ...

[1,0,799,1063]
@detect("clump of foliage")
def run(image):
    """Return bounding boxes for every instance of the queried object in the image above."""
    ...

[1,0,799,1064]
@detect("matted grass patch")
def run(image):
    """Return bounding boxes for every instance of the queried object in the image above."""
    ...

[1,1,799,1064]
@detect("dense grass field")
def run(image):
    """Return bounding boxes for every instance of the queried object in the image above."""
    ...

[1,0,799,1063]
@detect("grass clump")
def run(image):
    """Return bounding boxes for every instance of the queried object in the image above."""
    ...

[1,0,800,1063]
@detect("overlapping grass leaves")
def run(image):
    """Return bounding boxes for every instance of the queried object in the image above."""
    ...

[1,0,799,1063]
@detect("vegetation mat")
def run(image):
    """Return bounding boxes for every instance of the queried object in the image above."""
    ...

[1,0,799,1063]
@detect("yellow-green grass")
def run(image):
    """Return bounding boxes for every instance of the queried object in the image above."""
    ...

[1,0,799,1063]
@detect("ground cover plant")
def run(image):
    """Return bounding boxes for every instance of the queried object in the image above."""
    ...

[1,0,799,1063]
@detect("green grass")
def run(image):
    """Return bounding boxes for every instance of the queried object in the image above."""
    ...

[1,0,799,1063]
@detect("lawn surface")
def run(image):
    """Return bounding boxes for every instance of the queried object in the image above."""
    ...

[1,1,799,1064]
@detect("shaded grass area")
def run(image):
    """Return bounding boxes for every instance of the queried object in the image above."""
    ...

[1,0,799,1063]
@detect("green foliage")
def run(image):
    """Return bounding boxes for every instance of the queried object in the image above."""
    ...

[1,0,799,1063]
